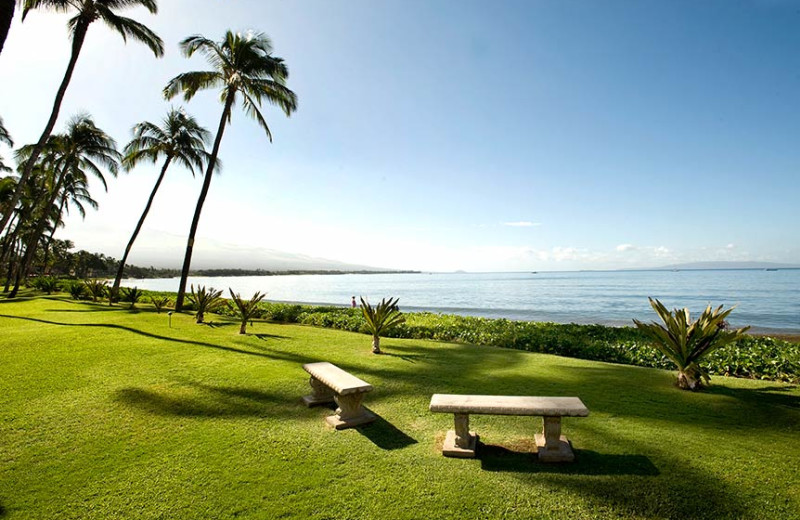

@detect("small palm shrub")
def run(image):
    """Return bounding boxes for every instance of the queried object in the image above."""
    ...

[188,285,223,324]
[633,298,750,391]
[32,276,60,294]
[61,280,86,300]
[150,296,170,313]
[120,286,143,309]
[228,288,267,334]
[84,279,107,302]
[360,297,405,354]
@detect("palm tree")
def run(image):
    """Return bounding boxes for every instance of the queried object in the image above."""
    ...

[228,288,266,334]
[41,166,98,272]
[360,297,405,354]
[110,108,212,298]
[633,298,750,391]
[164,30,298,311]
[8,114,119,297]
[0,0,15,55]
[0,116,13,173]
[0,0,163,236]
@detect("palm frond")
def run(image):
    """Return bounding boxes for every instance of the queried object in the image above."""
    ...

[95,6,164,57]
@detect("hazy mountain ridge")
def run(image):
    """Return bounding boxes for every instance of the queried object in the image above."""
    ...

[655,261,800,270]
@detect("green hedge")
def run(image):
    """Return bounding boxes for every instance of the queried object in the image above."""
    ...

[220,302,799,383]
[93,290,800,383]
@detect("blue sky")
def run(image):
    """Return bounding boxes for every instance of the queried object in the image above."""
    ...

[1,0,798,271]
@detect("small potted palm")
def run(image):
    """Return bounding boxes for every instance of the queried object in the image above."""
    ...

[360,297,405,354]
[633,298,749,391]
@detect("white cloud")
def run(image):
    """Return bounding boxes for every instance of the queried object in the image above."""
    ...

[502,221,541,227]
[726,243,735,249]
[653,246,671,256]
[616,244,636,252]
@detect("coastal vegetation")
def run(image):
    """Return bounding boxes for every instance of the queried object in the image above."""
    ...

[1,295,798,519]
[633,298,750,390]
[360,296,405,354]
[188,285,223,324]
[228,289,267,334]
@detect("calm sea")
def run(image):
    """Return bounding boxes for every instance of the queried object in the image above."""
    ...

[121,269,800,332]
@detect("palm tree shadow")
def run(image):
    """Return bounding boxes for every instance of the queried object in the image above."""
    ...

[478,443,659,476]
[0,503,6,517]
[48,307,121,313]
[115,383,301,418]
[254,333,290,341]
[379,351,425,363]
[0,314,315,364]
[204,321,236,329]
[705,384,800,409]
[355,409,418,450]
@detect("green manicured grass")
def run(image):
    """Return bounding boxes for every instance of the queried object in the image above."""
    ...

[1,295,799,519]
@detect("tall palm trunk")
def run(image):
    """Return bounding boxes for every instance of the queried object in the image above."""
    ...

[0,19,88,236]
[42,196,66,274]
[175,93,234,311]
[0,0,15,55]
[111,155,173,295]
[4,237,21,292]
[8,166,69,297]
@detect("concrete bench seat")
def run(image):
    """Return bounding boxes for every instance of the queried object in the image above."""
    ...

[430,394,589,462]
[302,362,375,429]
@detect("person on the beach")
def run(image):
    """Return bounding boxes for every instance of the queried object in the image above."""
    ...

[351,296,357,308]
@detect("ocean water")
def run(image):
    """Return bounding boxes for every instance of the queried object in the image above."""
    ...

[121,269,800,332]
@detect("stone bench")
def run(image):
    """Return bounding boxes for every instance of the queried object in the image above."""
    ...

[429,394,589,462]
[302,362,375,429]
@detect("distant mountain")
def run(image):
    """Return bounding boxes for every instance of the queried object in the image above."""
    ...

[656,261,800,270]
[178,244,396,272]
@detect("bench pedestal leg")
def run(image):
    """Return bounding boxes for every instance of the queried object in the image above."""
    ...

[534,416,575,462]
[302,376,336,407]
[442,413,478,458]
[325,392,375,430]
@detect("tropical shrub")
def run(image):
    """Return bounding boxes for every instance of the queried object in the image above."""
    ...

[150,296,170,313]
[633,298,750,391]
[61,280,86,300]
[120,287,143,309]
[228,289,267,334]
[360,297,405,354]
[188,285,223,324]
[32,276,59,294]
[84,279,107,302]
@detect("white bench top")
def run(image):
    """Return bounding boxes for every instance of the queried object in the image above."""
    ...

[303,362,372,395]
[430,394,589,417]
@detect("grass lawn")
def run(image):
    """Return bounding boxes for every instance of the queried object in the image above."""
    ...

[1,295,798,520]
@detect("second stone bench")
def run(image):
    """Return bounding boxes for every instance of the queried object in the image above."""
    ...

[429,394,589,462]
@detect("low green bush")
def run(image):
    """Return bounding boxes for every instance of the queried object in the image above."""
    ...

[31,276,60,294]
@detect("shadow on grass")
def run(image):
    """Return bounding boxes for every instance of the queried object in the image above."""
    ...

[355,410,418,450]
[706,384,800,409]
[115,383,301,418]
[0,503,5,517]
[254,333,291,341]
[204,321,236,329]
[0,314,317,365]
[478,443,659,476]
[48,307,121,313]
[378,351,426,363]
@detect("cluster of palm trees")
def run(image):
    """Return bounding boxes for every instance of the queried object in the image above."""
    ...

[0,0,298,309]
